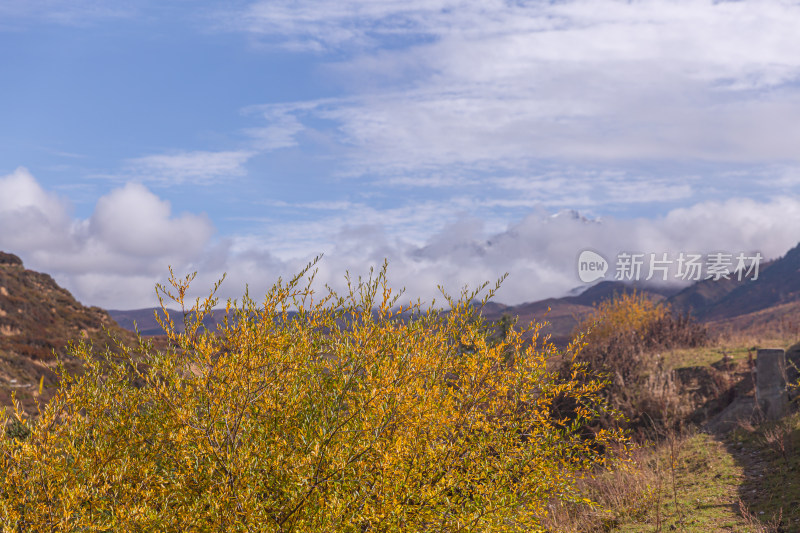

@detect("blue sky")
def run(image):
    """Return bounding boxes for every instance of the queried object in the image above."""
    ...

[2,0,800,309]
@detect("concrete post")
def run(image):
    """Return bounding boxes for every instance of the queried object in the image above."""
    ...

[756,349,788,420]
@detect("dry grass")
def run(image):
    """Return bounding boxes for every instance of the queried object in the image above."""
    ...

[737,499,783,533]
[540,414,800,533]
[539,446,658,532]
[709,310,800,352]
[539,429,752,532]
[729,412,800,531]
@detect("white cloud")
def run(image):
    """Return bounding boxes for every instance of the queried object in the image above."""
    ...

[89,182,212,258]
[0,167,73,250]
[0,169,215,308]
[0,167,66,217]
[1,169,799,310]
[223,194,800,308]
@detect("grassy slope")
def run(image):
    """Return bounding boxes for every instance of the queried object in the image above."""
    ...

[615,432,769,532]
[607,334,800,533]
[610,414,800,532]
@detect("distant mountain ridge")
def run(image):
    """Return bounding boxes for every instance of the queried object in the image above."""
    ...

[108,307,226,336]
[478,244,799,342]
[108,280,677,345]
[667,242,800,320]
[107,242,800,344]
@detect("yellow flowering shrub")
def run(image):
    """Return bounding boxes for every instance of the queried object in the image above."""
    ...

[0,261,626,532]
[579,291,668,346]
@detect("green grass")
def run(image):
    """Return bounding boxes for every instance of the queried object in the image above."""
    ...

[614,432,753,532]
[661,345,752,369]
[661,330,798,371]
[543,430,779,532]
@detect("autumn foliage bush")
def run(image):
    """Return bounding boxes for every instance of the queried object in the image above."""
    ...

[573,291,707,434]
[0,262,626,532]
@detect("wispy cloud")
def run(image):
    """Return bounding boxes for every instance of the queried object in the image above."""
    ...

[105,103,316,186]
[214,0,800,187]
[241,102,313,151]
[0,0,139,27]
[122,150,254,185]
[491,172,695,208]
[217,0,465,51]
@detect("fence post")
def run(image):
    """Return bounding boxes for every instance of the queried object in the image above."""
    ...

[756,348,788,420]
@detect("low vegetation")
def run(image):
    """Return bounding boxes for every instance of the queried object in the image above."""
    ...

[1,262,798,532]
[542,430,750,532]
[0,262,627,532]
[544,310,800,532]
[571,291,708,435]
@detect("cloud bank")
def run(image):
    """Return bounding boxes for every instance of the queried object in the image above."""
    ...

[1,168,798,309]
[0,168,214,307]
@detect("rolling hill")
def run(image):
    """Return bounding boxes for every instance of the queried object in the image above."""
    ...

[0,252,132,413]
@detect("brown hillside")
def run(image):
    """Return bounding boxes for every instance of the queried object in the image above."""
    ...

[0,252,133,414]
[702,243,800,320]
[706,299,800,345]
[480,280,674,345]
